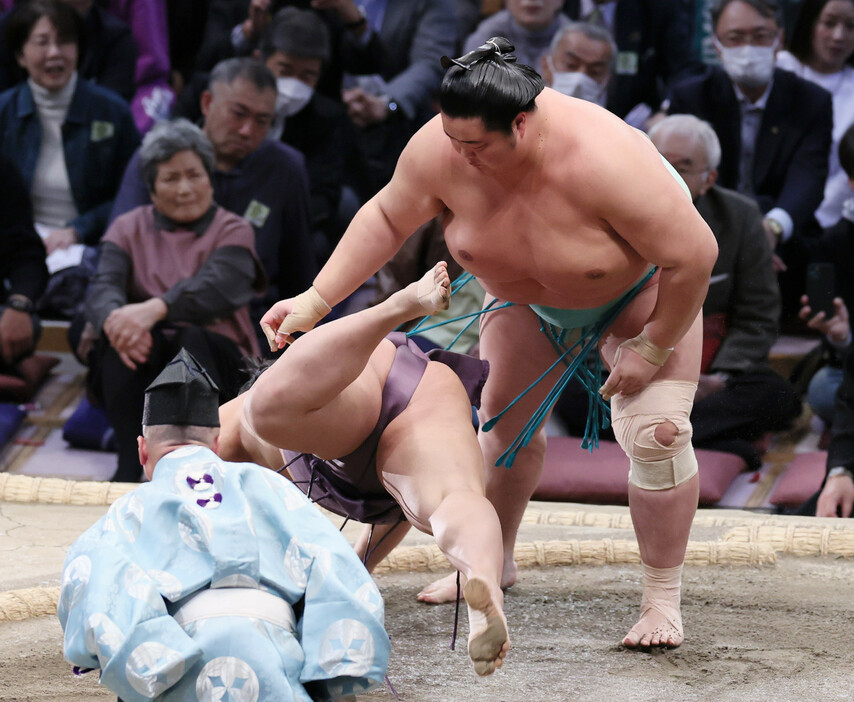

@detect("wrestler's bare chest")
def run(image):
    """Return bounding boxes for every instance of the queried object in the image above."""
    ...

[440,172,646,307]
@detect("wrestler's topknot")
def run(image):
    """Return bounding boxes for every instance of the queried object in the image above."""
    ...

[439,36,545,134]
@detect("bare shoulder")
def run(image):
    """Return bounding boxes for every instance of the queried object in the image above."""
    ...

[395,116,454,190]
[542,91,663,188]
[378,116,451,223]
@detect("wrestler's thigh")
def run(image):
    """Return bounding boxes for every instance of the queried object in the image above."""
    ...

[598,283,702,382]
[377,363,485,533]
[262,367,385,458]
[478,301,569,420]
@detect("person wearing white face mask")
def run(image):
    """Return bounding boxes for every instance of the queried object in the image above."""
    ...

[666,0,834,323]
[259,7,352,258]
[540,21,613,107]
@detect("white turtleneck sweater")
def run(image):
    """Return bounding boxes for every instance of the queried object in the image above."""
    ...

[29,72,79,229]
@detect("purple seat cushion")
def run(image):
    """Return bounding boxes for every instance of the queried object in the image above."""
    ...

[769,451,828,508]
[0,402,25,450]
[534,437,747,506]
[62,397,117,452]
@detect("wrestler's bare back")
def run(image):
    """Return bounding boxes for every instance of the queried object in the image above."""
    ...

[405,89,705,309]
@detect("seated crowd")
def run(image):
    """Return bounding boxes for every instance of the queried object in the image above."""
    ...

[1,0,854,519]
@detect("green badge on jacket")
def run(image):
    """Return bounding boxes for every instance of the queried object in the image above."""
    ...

[90,121,115,141]
[244,199,271,228]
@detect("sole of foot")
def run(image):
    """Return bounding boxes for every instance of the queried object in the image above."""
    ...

[464,577,509,676]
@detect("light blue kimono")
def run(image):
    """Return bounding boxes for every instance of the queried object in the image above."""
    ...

[58,445,389,702]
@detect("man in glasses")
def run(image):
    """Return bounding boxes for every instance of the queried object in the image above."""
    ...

[665,0,833,320]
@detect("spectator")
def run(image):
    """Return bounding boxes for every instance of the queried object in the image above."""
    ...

[562,0,704,126]
[101,0,175,133]
[0,0,137,101]
[798,341,854,517]
[338,0,458,193]
[666,0,833,318]
[777,0,854,228]
[259,6,351,258]
[539,20,615,107]
[0,0,139,254]
[111,57,316,345]
[464,0,570,69]
[797,122,854,427]
[80,119,265,482]
[649,115,801,468]
[195,0,347,99]
[0,153,48,375]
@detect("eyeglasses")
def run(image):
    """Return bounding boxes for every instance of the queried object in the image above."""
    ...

[716,29,780,48]
[673,166,709,178]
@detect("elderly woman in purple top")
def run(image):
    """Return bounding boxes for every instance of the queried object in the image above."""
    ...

[79,118,265,483]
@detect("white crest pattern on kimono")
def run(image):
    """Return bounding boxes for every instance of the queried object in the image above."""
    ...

[58,446,390,702]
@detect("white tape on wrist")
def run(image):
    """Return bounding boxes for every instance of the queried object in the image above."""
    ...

[619,331,673,367]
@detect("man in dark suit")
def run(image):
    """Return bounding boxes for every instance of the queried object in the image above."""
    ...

[665,0,833,316]
[649,114,801,469]
[258,7,352,259]
[562,0,703,123]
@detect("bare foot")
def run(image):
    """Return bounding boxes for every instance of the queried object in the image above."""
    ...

[412,260,451,314]
[623,564,683,649]
[417,561,517,604]
[416,571,463,604]
[463,576,509,676]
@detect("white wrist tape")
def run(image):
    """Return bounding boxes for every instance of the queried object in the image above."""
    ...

[277,286,331,337]
[619,331,673,367]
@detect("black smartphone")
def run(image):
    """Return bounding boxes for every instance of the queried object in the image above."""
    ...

[805,262,836,318]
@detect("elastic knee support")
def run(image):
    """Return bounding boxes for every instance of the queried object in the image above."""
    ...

[611,380,698,490]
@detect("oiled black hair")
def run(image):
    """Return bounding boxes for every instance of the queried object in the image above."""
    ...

[239,356,275,395]
[438,37,545,135]
[711,0,782,30]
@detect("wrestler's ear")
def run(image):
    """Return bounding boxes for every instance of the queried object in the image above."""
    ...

[513,111,527,138]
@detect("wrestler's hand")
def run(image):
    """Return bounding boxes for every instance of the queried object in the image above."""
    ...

[598,347,660,400]
[816,473,854,518]
[259,287,331,352]
[260,297,297,351]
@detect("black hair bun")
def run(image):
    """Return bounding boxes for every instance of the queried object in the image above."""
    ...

[441,36,516,70]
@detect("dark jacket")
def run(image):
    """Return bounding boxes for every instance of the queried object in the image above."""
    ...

[667,66,833,239]
[0,77,140,244]
[827,346,854,475]
[281,92,349,233]
[696,185,780,373]
[0,153,48,304]
[562,0,703,117]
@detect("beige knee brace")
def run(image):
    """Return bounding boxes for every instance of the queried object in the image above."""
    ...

[610,380,699,490]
